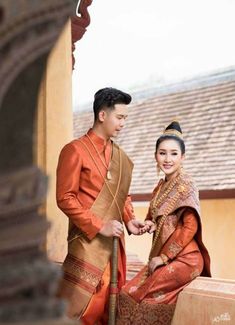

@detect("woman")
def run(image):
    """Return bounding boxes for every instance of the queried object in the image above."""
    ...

[117,120,211,325]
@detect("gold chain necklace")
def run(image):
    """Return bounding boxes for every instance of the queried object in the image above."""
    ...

[86,133,112,180]
[150,174,181,218]
[79,139,123,220]
[139,173,185,285]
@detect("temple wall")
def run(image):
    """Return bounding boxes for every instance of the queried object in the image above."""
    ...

[35,21,72,263]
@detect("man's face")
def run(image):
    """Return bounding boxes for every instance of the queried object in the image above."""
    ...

[99,104,128,138]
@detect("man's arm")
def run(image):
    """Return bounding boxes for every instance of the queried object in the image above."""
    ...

[123,195,135,224]
[56,143,104,240]
[123,195,148,235]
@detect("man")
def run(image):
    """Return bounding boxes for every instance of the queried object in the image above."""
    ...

[56,87,146,324]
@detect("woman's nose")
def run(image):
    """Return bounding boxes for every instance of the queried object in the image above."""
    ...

[165,154,171,162]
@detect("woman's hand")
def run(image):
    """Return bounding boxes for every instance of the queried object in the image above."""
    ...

[127,219,146,235]
[138,221,151,235]
[148,256,164,274]
[143,220,157,234]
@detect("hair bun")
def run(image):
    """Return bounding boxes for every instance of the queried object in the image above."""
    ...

[163,120,183,139]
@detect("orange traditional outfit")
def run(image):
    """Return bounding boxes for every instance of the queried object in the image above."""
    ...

[56,129,134,324]
[117,172,211,325]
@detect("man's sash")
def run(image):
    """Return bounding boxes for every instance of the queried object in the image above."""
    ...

[58,142,133,319]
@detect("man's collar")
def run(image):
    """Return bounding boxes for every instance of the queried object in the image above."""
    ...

[87,129,111,151]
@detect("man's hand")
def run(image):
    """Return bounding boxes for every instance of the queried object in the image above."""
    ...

[127,219,147,235]
[148,256,164,274]
[99,220,124,237]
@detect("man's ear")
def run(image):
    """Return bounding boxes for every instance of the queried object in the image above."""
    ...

[98,110,106,122]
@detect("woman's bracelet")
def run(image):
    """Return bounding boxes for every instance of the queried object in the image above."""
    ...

[160,253,169,265]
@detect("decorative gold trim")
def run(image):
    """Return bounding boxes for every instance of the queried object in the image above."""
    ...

[85,133,113,180]
[79,139,123,220]
[139,173,188,285]
[168,241,182,257]
[163,129,183,139]
[160,253,169,265]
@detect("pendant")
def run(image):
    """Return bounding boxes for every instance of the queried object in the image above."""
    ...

[107,170,112,180]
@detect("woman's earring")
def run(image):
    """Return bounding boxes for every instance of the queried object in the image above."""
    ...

[156,164,161,176]
[180,165,185,174]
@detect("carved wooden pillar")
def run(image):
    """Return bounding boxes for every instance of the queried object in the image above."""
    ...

[33,0,92,263]
[0,1,77,323]
[71,0,92,68]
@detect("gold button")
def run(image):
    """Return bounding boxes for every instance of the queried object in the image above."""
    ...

[178,185,185,193]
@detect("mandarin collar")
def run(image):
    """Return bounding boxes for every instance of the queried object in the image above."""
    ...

[87,129,111,152]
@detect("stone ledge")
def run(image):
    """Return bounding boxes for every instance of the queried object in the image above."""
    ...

[0,318,77,325]
[172,277,235,325]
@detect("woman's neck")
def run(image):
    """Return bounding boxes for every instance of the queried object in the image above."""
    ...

[165,169,180,182]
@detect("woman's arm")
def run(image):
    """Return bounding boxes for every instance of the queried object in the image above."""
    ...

[161,208,198,261]
[149,209,198,273]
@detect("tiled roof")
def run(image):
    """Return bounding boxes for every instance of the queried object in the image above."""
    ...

[73,68,235,193]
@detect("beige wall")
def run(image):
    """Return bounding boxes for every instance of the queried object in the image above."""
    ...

[200,198,235,279]
[127,199,235,280]
[35,20,72,263]
[124,205,151,264]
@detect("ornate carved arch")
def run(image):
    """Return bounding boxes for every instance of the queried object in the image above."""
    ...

[0,0,92,322]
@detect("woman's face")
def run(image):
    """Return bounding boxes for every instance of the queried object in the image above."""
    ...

[155,139,185,180]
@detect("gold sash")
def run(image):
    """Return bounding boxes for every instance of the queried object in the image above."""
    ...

[58,142,133,319]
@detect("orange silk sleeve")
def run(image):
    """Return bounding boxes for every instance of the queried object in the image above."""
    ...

[56,143,104,240]
[161,209,198,260]
[123,195,135,225]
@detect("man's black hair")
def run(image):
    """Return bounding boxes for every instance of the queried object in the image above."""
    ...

[93,87,132,120]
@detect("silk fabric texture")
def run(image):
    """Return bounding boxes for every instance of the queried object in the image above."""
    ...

[117,173,211,325]
[56,129,134,322]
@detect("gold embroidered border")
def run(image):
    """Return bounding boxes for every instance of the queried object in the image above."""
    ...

[168,241,182,257]
[63,253,103,291]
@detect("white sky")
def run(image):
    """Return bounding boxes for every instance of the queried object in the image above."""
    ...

[72,0,235,109]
